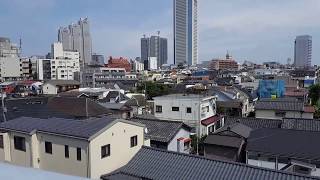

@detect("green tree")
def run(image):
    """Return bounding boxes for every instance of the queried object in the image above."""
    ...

[309,84,320,105]
[136,81,172,100]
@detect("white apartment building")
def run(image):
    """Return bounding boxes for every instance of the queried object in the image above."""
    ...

[153,94,218,136]
[51,42,80,80]
[0,117,147,179]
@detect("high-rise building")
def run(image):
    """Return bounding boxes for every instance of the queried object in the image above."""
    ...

[0,37,21,81]
[294,35,312,68]
[51,42,80,80]
[174,0,198,66]
[58,18,92,68]
[140,34,168,70]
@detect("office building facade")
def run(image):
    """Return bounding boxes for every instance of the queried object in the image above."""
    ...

[140,35,167,70]
[58,18,92,68]
[174,0,198,66]
[294,35,312,68]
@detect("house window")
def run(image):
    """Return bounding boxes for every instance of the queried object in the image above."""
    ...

[14,136,26,152]
[77,147,81,161]
[45,141,52,154]
[172,107,179,111]
[101,144,110,158]
[155,105,162,113]
[65,145,69,158]
[0,135,3,148]
[186,107,192,113]
[130,135,138,147]
[184,141,190,151]
[275,111,286,117]
[206,106,210,112]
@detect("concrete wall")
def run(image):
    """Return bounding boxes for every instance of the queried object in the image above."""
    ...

[43,83,57,94]
[89,121,145,179]
[0,57,21,78]
[37,133,89,177]
[167,128,190,153]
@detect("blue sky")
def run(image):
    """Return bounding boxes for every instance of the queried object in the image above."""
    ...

[0,0,319,65]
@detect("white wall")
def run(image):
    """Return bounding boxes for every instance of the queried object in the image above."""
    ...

[256,109,314,119]
[167,128,190,153]
[154,96,216,130]
[42,83,57,95]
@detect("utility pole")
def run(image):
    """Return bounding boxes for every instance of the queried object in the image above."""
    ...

[2,92,7,122]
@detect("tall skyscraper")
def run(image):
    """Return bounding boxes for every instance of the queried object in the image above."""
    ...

[58,18,92,68]
[174,0,198,66]
[294,35,312,68]
[140,34,168,70]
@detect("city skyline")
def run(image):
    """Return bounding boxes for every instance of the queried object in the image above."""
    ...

[1,0,320,65]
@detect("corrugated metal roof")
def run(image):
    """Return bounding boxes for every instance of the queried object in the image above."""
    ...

[102,146,320,180]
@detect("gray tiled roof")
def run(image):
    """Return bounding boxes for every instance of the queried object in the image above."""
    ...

[0,116,117,140]
[247,128,320,162]
[255,99,304,111]
[101,146,320,180]
[282,118,320,132]
[215,122,252,138]
[130,116,191,143]
[225,117,282,129]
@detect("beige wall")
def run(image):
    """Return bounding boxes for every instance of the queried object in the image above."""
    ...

[89,122,144,179]
[9,132,32,167]
[37,133,89,177]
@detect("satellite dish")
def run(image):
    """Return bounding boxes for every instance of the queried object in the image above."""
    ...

[144,128,148,134]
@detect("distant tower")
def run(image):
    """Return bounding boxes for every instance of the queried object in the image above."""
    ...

[174,0,198,66]
[58,18,92,68]
[294,35,312,68]
[287,58,292,65]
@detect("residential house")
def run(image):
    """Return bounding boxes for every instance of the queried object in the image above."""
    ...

[210,86,254,117]
[101,146,320,180]
[247,128,320,177]
[255,98,315,119]
[124,94,147,115]
[0,116,146,179]
[99,103,133,119]
[204,123,252,162]
[43,80,80,95]
[153,94,218,136]
[130,115,192,153]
